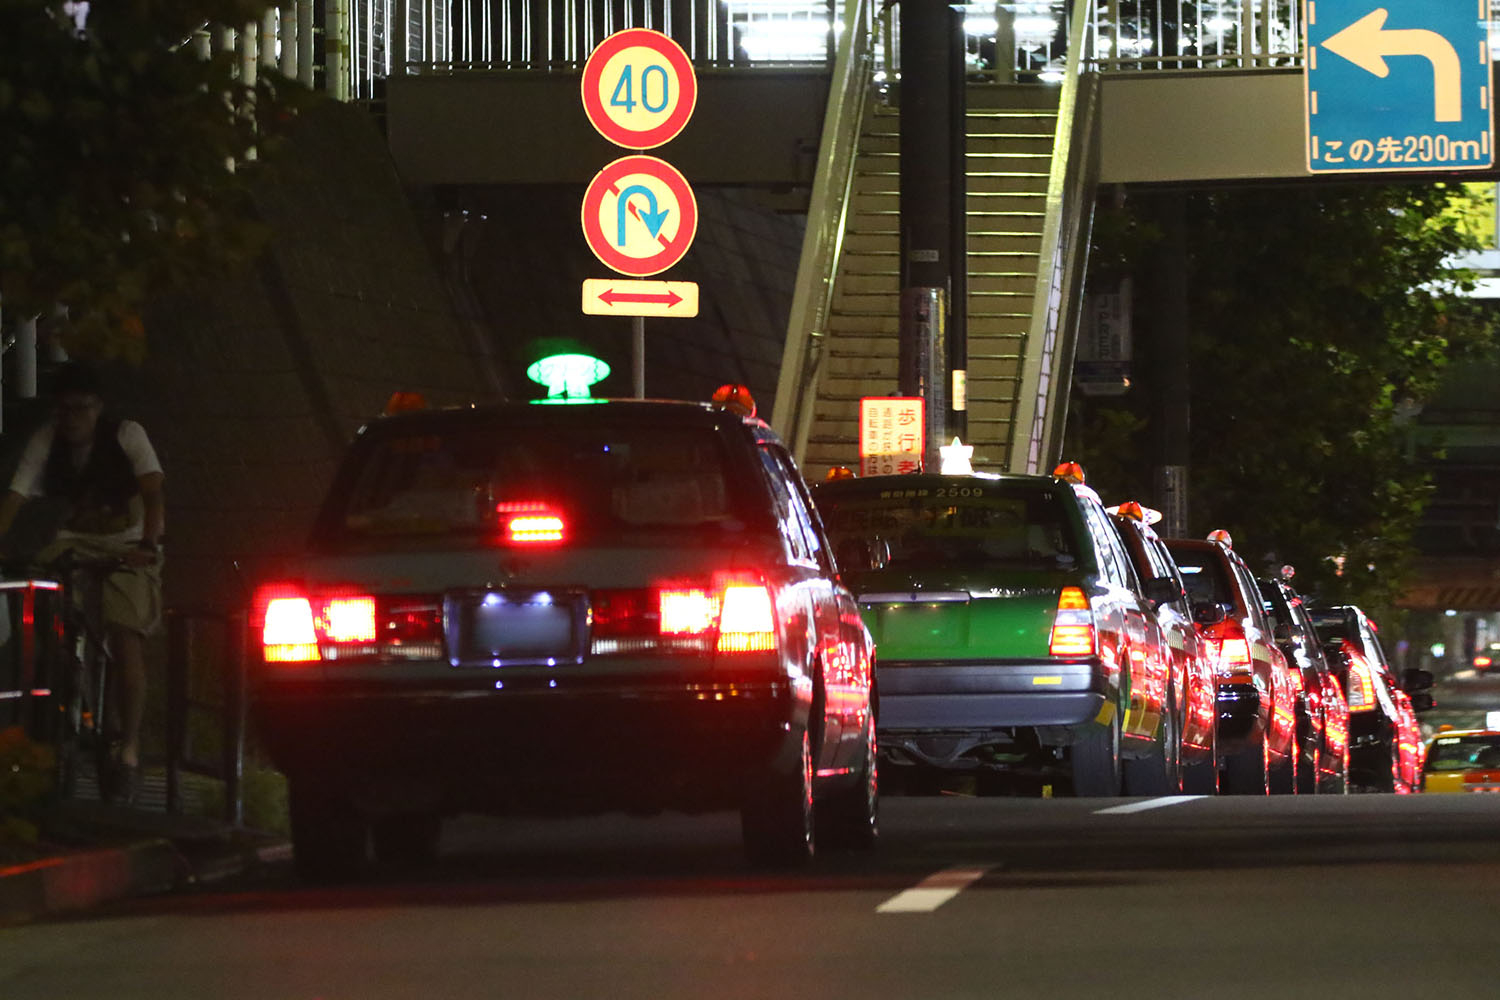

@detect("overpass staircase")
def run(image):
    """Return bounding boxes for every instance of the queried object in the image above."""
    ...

[773,0,1101,478]
[804,85,1063,476]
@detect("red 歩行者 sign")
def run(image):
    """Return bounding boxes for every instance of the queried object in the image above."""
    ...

[859,397,925,476]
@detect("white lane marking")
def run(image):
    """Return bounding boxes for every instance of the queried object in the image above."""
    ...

[876,865,993,914]
[1094,795,1206,815]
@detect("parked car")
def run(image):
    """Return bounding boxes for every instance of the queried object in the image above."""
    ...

[1308,605,1433,793]
[1421,728,1500,793]
[1108,503,1219,794]
[252,394,877,878]
[1163,534,1298,795]
[812,465,1172,797]
[1256,574,1349,794]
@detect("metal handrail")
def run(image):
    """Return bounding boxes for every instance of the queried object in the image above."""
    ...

[770,0,875,451]
[1009,0,1100,473]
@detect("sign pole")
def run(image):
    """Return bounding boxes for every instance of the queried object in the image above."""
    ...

[632,316,646,398]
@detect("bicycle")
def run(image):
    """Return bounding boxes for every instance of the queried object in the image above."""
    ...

[8,549,130,801]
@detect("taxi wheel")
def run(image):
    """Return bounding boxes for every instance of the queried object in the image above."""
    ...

[1123,690,1181,795]
[1268,748,1296,795]
[372,812,442,870]
[742,729,815,867]
[1071,708,1121,796]
[289,776,368,882]
[1294,712,1319,795]
[1222,737,1269,795]
[816,714,879,851]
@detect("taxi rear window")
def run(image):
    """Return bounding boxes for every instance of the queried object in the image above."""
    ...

[814,482,1077,570]
[1425,734,1500,772]
[1168,547,1235,609]
[330,422,746,541]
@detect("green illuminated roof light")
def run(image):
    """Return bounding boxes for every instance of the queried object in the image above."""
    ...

[527,353,610,400]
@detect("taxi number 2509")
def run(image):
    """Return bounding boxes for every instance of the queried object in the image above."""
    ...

[934,486,984,498]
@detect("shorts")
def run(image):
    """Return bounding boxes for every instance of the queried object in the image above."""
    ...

[37,536,163,637]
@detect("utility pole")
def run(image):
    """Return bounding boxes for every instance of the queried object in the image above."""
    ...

[1151,193,1191,537]
[899,1,963,471]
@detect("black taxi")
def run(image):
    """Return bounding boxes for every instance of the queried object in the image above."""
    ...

[252,397,876,877]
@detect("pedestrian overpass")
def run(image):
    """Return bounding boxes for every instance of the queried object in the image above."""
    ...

[237,0,1323,474]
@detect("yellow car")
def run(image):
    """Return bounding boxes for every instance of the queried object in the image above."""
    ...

[1421,729,1500,793]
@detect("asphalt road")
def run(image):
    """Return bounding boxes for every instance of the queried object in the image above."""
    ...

[3,793,1498,999]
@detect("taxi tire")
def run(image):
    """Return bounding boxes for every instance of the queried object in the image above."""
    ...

[289,777,368,882]
[816,714,879,851]
[1072,708,1122,797]
[1295,711,1319,795]
[1222,736,1269,795]
[741,728,815,867]
[372,812,442,870]
[1122,690,1182,796]
[1268,748,1296,795]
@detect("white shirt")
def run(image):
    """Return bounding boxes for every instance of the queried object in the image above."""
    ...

[10,419,162,543]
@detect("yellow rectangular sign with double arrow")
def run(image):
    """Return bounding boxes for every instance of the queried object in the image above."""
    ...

[581,278,699,318]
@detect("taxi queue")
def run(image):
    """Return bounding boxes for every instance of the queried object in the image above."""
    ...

[812,456,1435,798]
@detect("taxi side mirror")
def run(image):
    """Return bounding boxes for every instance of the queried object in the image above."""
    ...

[1142,577,1183,608]
[1191,602,1226,626]
[1408,691,1436,713]
[835,538,888,573]
[1402,667,1435,693]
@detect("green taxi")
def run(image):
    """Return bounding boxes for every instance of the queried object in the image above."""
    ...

[812,469,1173,796]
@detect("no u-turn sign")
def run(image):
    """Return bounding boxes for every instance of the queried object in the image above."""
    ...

[581,155,698,277]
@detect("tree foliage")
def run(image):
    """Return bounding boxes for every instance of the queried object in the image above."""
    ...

[0,0,309,359]
[1066,183,1500,618]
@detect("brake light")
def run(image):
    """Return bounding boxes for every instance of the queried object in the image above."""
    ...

[593,574,777,654]
[262,591,318,663]
[1204,620,1252,675]
[1049,586,1095,657]
[254,584,441,664]
[498,502,565,544]
[322,597,377,643]
[660,588,718,634]
[717,582,776,652]
[1345,645,1377,712]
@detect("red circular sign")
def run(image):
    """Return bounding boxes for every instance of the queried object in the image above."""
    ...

[580,155,698,277]
[581,29,697,150]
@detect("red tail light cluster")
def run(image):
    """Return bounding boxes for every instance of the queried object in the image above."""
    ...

[255,584,441,663]
[1203,620,1253,676]
[592,573,777,655]
[497,501,565,545]
[1343,642,1378,712]
[1048,587,1095,657]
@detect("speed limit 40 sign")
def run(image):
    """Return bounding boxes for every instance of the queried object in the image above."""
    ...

[580,28,697,150]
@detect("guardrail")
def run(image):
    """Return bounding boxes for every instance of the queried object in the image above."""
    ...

[0,580,247,824]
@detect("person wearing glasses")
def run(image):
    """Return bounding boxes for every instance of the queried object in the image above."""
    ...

[0,361,164,802]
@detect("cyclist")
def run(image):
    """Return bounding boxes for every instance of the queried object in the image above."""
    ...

[0,361,164,802]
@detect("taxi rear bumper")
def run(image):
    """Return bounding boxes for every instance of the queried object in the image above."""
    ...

[254,670,805,815]
[875,658,1111,732]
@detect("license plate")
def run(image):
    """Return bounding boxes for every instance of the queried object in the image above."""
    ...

[444,589,588,668]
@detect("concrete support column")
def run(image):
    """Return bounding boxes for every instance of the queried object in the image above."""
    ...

[261,9,279,69]
[297,0,315,87]
[280,4,298,78]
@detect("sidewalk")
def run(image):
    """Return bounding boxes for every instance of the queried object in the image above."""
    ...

[1,784,289,925]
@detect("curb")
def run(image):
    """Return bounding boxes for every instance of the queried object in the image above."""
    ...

[0,839,184,925]
[0,835,289,925]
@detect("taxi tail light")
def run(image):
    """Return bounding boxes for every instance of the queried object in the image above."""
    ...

[256,583,319,663]
[254,585,441,663]
[1205,621,1252,675]
[498,501,565,545]
[1345,647,1378,712]
[595,574,777,653]
[1049,586,1095,657]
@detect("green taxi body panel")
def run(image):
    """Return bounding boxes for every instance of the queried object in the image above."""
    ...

[849,567,1078,662]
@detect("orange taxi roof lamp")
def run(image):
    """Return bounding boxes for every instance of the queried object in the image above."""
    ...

[712,383,756,418]
[825,466,856,481]
[1052,461,1086,484]
[1207,529,1234,548]
[384,391,428,415]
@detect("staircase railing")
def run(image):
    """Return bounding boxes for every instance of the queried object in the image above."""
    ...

[1008,0,1102,473]
[770,0,876,451]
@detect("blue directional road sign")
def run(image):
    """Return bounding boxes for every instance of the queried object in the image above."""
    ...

[1305,0,1493,173]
